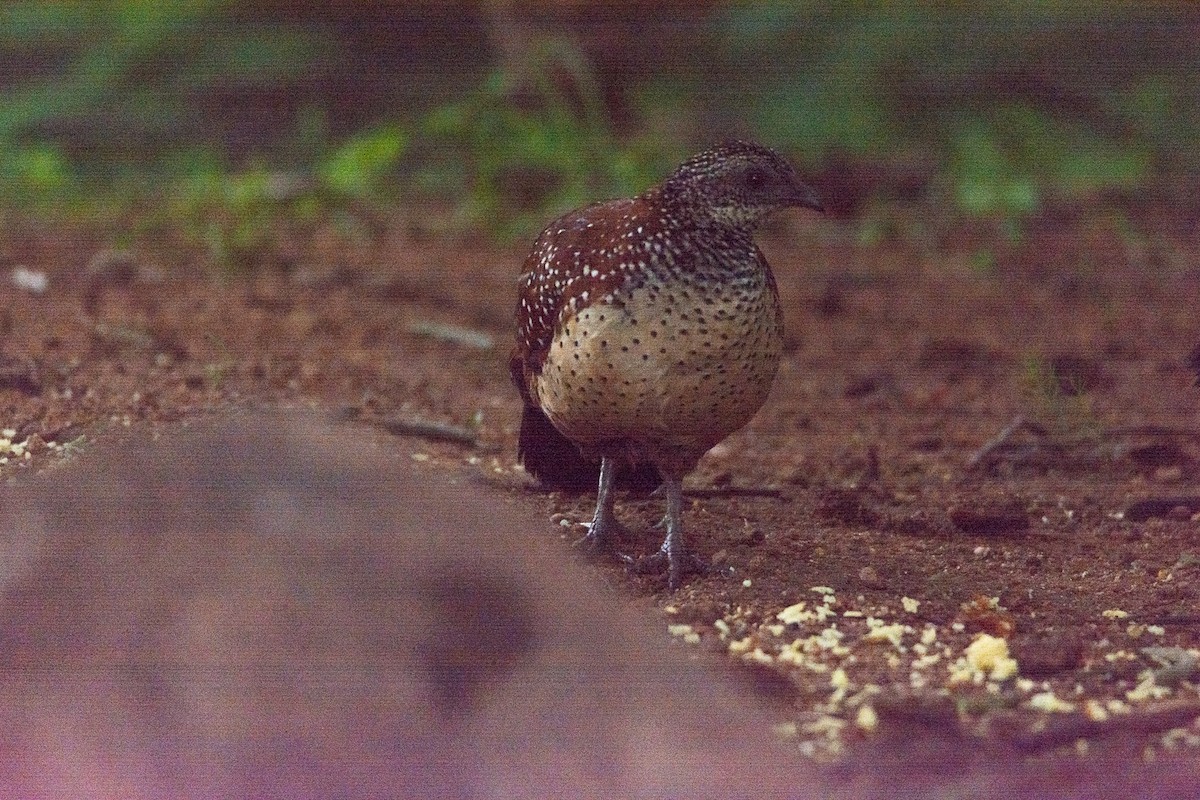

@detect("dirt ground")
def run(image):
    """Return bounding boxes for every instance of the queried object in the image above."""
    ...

[1,200,1199,786]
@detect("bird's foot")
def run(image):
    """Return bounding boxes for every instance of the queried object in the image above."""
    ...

[573,516,628,556]
[622,545,707,591]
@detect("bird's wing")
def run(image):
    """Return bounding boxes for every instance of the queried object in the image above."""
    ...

[510,198,641,405]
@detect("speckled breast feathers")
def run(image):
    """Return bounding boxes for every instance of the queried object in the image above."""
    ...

[513,203,786,468]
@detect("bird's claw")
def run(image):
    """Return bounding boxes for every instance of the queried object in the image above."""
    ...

[621,546,707,591]
[572,518,627,556]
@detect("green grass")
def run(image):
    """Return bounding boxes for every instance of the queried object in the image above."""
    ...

[1019,354,1101,441]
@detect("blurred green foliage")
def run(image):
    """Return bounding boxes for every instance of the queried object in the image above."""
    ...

[149,125,407,269]
[947,105,1148,218]
[319,124,409,199]
[413,37,680,239]
[0,2,1196,255]
[1019,354,1100,441]
[714,3,1178,223]
[410,3,1198,235]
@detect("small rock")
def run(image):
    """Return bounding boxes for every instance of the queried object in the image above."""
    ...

[709,470,733,487]
[949,502,1029,536]
[1154,466,1184,484]
[957,594,1016,638]
[10,266,48,295]
[0,355,42,395]
[844,372,885,399]
[1011,631,1084,677]
[86,249,139,283]
[816,488,883,527]
[778,465,809,487]
[1128,442,1192,470]
[731,524,764,546]
[1142,646,1200,686]
[1168,504,1193,521]
[1125,497,1200,522]
[858,565,886,589]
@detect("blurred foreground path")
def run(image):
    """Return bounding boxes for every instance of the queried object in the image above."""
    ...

[0,412,1196,799]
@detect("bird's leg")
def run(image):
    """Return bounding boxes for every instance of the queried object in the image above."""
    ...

[575,456,626,554]
[625,474,706,591]
[648,483,670,529]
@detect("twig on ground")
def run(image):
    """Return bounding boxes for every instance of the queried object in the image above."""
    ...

[1123,496,1200,522]
[406,321,494,350]
[966,415,1028,469]
[1010,701,1200,755]
[92,321,156,349]
[380,416,481,447]
[685,486,784,499]
[1101,424,1200,439]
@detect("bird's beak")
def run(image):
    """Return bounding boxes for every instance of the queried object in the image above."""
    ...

[787,180,824,214]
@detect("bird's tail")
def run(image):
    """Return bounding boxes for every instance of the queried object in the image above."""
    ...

[517,405,661,493]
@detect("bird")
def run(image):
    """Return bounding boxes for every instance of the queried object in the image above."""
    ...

[510,140,823,589]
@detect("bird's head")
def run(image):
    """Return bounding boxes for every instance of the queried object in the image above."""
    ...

[660,140,824,230]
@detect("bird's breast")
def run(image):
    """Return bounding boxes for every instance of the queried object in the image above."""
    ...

[535,271,782,455]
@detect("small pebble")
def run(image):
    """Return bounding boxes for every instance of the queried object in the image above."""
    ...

[10,266,48,295]
[858,565,886,589]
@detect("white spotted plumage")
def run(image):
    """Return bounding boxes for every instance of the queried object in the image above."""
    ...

[510,139,823,589]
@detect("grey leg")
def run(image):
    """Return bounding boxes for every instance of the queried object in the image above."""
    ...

[626,473,706,591]
[577,456,625,553]
[660,475,689,590]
